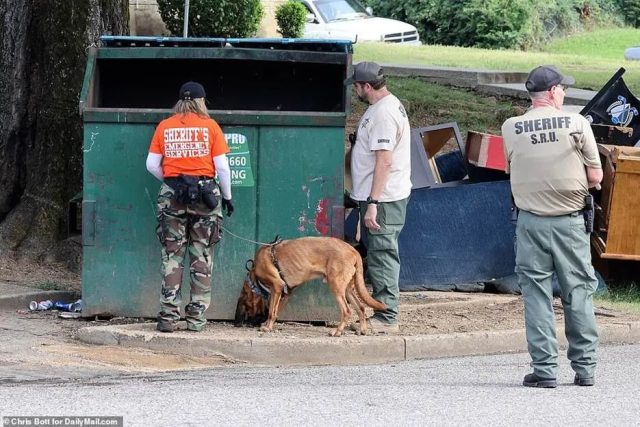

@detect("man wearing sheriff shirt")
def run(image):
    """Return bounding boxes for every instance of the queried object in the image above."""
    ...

[502,66,603,388]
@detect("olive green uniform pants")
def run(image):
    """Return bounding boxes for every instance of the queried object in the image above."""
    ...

[516,210,599,379]
[359,198,409,324]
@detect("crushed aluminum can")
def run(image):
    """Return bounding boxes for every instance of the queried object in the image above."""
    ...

[71,299,83,312]
[53,301,74,312]
[29,300,54,311]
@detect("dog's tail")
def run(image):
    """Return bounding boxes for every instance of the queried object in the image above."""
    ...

[354,254,386,310]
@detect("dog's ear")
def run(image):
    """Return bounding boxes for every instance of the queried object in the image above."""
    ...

[234,279,254,327]
[235,278,268,327]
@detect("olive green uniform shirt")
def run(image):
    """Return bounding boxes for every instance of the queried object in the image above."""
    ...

[502,106,601,216]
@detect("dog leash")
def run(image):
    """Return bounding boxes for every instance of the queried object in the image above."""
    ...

[219,225,276,246]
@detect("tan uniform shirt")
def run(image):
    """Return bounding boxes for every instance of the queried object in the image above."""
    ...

[502,106,601,216]
[350,94,412,202]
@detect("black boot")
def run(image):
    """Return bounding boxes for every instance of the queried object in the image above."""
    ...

[523,373,557,388]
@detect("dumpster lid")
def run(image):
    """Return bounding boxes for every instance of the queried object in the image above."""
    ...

[99,36,353,53]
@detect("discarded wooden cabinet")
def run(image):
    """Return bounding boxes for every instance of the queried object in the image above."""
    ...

[593,144,640,260]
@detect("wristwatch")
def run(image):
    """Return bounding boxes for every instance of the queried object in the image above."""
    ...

[366,196,379,205]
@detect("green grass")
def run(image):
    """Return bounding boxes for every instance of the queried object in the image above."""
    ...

[353,27,640,93]
[543,27,640,60]
[385,77,524,135]
[595,281,640,314]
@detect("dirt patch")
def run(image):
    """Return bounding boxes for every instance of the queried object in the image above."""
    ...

[249,291,640,338]
[75,292,636,340]
[0,255,81,292]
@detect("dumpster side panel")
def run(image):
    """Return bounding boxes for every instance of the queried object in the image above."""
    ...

[256,126,345,321]
[82,122,160,317]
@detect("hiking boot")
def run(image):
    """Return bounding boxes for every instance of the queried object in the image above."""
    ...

[523,373,557,388]
[350,317,399,334]
[156,318,176,333]
[574,374,595,386]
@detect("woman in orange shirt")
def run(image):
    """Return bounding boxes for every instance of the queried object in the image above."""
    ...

[146,81,233,332]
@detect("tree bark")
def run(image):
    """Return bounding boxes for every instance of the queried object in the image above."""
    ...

[0,0,129,266]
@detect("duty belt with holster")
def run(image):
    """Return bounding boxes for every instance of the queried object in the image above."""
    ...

[510,194,595,234]
[164,174,219,210]
[563,194,595,234]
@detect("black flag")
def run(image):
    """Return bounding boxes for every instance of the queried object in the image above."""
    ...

[580,68,640,146]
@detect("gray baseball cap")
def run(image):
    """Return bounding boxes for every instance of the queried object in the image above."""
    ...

[525,65,575,92]
[344,62,384,85]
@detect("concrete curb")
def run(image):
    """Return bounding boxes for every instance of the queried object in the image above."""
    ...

[0,290,81,311]
[378,63,597,105]
[380,63,529,88]
[75,321,640,366]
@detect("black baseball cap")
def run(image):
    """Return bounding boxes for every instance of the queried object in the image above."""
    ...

[525,65,575,92]
[344,62,384,85]
[179,81,206,100]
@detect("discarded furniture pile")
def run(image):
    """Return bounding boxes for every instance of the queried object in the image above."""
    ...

[347,67,640,291]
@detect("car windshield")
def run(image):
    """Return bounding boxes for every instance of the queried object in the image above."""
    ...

[314,0,369,22]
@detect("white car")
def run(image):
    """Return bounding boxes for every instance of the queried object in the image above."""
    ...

[298,0,420,45]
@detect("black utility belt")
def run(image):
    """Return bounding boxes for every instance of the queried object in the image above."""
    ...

[166,175,213,182]
[164,174,219,209]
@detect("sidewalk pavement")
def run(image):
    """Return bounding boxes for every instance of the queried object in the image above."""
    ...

[2,282,639,367]
[74,320,640,366]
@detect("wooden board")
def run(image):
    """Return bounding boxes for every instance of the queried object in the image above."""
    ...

[605,155,640,257]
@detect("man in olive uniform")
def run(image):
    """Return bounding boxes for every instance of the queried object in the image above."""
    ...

[502,66,603,388]
[346,62,412,334]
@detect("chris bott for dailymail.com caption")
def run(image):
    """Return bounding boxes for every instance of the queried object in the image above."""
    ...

[2,417,123,427]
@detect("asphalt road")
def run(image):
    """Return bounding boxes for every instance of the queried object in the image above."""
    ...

[1,344,639,426]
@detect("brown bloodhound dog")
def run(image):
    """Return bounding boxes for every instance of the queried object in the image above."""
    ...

[234,236,385,337]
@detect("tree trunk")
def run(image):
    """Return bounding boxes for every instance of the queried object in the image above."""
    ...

[0,0,128,268]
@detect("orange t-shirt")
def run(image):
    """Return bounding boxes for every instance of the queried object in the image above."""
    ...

[149,112,230,178]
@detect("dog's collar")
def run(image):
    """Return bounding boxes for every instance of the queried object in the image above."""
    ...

[247,272,271,300]
[270,241,290,295]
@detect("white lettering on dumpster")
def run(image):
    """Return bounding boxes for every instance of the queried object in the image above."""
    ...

[224,133,254,187]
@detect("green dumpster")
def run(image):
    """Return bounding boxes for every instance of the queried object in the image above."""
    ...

[79,36,352,320]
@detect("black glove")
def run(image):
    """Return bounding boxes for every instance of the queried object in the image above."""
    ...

[222,198,234,217]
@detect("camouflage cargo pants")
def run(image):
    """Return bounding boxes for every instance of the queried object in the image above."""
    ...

[155,182,222,331]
